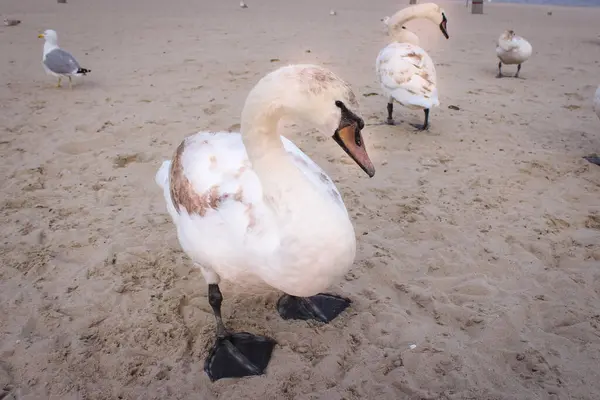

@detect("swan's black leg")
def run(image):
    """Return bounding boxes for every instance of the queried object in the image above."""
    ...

[386,102,395,125]
[496,61,503,78]
[203,284,276,382]
[277,293,351,323]
[583,156,600,166]
[515,64,522,78]
[410,109,430,131]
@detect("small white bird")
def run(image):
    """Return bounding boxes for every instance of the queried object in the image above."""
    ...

[496,30,532,78]
[38,29,91,89]
[240,1,248,8]
[330,9,337,16]
[3,18,21,26]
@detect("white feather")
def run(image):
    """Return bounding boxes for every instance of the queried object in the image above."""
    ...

[376,42,439,110]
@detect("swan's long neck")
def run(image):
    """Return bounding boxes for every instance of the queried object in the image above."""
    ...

[387,3,438,41]
[392,29,420,46]
[240,84,340,221]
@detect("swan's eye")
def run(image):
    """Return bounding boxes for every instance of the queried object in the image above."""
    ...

[354,125,362,147]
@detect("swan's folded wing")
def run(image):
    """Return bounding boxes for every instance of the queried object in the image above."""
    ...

[163,131,265,237]
[280,136,347,210]
[376,43,439,108]
[497,38,519,52]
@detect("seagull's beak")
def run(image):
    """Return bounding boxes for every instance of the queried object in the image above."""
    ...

[38,34,45,39]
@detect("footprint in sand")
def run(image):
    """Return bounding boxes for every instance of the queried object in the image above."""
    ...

[57,136,119,155]
[112,153,149,168]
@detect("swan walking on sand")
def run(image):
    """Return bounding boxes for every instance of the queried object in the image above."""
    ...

[496,30,532,78]
[155,64,375,381]
[376,3,449,130]
[38,29,91,89]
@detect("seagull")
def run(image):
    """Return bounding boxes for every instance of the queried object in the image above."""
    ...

[38,29,91,89]
[240,1,248,8]
[4,18,21,26]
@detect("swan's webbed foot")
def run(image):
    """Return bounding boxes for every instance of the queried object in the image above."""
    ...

[386,118,395,126]
[277,293,351,323]
[410,109,430,131]
[583,156,600,166]
[205,332,276,382]
[203,284,276,382]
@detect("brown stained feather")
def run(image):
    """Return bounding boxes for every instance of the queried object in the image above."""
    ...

[169,140,225,216]
[169,139,256,231]
[418,70,434,85]
[405,52,423,63]
[209,155,218,170]
[245,204,257,229]
[234,187,244,202]
[300,67,358,107]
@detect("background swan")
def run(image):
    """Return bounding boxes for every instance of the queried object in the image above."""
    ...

[375,3,449,130]
[496,29,532,78]
[155,64,375,381]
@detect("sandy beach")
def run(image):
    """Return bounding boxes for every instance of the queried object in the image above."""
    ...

[1,0,600,398]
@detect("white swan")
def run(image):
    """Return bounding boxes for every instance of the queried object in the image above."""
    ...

[496,30,532,78]
[594,85,600,121]
[155,64,375,381]
[38,29,91,89]
[376,3,449,130]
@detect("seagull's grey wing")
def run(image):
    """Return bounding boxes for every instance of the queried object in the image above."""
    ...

[44,49,81,74]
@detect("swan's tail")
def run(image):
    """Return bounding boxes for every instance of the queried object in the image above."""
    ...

[155,160,171,190]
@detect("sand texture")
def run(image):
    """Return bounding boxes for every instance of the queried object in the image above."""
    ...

[1,0,600,399]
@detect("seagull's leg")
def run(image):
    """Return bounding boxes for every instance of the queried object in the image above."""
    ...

[56,77,62,88]
[515,64,522,78]
[202,267,276,382]
[410,109,430,131]
[277,293,351,323]
[496,62,503,78]
[68,76,73,90]
[386,96,395,125]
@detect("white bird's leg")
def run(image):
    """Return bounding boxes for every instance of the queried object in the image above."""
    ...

[386,96,395,125]
[200,264,276,382]
[68,76,73,90]
[208,284,228,338]
[56,77,62,88]
[515,64,522,78]
[410,108,430,131]
[199,265,227,337]
[496,62,503,78]
[277,293,351,323]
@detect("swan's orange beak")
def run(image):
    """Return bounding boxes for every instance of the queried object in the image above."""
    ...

[333,122,375,178]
